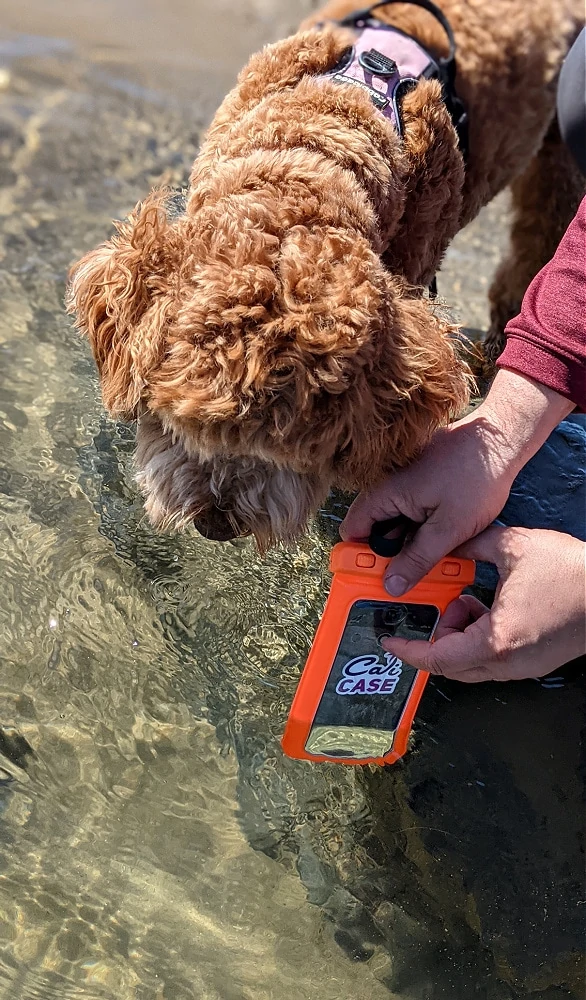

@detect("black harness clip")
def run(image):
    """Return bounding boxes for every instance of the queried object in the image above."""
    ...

[340,0,469,160]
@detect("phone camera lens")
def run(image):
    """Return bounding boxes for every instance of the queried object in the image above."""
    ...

[383,605,408,627]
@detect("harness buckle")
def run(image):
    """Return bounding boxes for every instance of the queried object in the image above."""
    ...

[359,48,398,76]
[338,1,469,160]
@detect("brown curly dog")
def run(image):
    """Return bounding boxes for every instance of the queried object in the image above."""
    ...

[67,0,583,550]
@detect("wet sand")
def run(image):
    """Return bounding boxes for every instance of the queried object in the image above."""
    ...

[0,2,583,999]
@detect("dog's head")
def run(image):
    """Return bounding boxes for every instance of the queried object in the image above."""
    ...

[67,28,470,550]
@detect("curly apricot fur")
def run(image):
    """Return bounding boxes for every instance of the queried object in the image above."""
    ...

[67,2,582,548]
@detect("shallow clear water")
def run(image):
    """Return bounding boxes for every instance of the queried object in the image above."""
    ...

[0,3,584,998]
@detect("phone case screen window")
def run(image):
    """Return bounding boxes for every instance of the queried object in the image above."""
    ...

[304,600,440,760]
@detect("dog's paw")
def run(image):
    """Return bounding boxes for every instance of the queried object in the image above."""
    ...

[482,325,507,365]
[465,326,504,387]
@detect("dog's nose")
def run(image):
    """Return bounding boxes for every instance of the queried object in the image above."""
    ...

[193,508,241,542]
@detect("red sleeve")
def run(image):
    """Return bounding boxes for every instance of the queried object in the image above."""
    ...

[497,196,586,412]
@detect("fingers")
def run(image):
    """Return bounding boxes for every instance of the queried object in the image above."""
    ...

[434,595,489,639]
[339,485,402,542]
[380,636,438,669]
[341,491,458,594]
[383,517,459,595]
[381,618,493,680]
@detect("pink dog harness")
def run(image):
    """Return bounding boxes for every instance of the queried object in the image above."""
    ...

[321,0,468,156]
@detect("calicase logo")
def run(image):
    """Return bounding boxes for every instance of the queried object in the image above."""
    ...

[335,652,404,696]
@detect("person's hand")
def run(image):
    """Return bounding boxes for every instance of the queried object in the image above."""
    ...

[341,410,518,595]
[340,370,574,596]
[381,526,586,682]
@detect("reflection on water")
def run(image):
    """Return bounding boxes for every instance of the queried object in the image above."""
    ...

[0,2,584,998]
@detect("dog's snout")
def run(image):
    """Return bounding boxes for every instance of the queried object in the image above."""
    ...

[193,508,242,542]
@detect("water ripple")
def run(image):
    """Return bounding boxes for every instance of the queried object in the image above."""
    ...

[0,6,583,999]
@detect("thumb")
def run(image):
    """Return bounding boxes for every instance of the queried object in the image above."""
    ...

[383,518,455,596]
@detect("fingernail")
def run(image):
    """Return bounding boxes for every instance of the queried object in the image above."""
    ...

[385,574,408,596]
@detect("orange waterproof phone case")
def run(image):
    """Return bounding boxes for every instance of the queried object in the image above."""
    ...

[282,518,475,766]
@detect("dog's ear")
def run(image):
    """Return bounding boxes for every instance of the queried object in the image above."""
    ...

[66,191,184,419]
[333,273,473,485]
[383,79,465,281]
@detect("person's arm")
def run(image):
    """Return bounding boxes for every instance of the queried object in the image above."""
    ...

[497,195,586,412]
[340,368,574,596]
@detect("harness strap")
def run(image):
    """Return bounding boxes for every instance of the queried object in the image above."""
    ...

[341,0,456,65]
[317,1,469,297]
[323,25,438,134]
[336,0,468,159]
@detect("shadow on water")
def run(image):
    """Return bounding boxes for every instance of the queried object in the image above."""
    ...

[0,2,584,998]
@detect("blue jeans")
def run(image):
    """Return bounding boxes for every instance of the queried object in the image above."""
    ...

[475,415,586,589]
